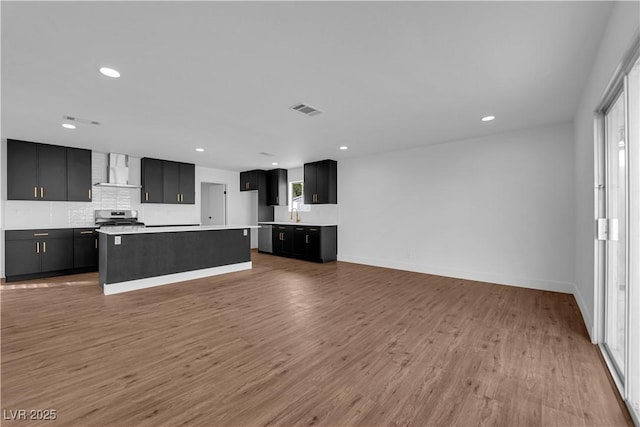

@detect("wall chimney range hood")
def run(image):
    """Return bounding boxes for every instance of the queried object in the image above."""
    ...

[94,153,141,188]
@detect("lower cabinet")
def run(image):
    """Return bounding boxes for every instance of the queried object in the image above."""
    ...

[73,228,99,269]
[272,225,294,255]
[5,228,98,281]
[270,224,337,263]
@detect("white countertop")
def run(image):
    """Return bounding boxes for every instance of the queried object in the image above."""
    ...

[98,225,258,235]
[258,222,338,227]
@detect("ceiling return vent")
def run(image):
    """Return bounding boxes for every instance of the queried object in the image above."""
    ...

[63,115,100,125]
[290,103,322,117]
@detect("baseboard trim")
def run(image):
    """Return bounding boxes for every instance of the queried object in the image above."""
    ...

[573,283,595,343]
[103,262,252,295]
[337,254,574,294]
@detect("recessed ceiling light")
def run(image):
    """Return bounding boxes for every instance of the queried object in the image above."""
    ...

[272,162,278,166]
[481,115,495,122]
[62,123,76,129]
[99,67,120,78]
[195,148,205,152]
[339,146,348,150]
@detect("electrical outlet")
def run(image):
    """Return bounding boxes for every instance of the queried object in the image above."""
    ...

[114,236,121,245]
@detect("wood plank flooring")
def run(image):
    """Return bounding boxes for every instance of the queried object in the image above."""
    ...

[1,251,632,426]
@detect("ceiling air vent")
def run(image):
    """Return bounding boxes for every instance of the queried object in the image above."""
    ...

[64,115,100,126]
[290,103,322,117]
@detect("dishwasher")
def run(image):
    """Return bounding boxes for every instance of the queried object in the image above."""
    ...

[258,224,273,253]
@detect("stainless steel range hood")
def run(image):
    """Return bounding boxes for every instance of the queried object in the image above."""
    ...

[94,153,141,188]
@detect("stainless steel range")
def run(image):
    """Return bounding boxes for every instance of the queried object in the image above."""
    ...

[95,210,145,228]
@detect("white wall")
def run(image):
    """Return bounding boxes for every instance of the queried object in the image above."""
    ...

[1,147,254,276]
[573,2,639,341]
[338,122,575,293]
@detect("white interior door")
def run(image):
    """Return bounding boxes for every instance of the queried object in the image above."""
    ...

[200,183,227,226]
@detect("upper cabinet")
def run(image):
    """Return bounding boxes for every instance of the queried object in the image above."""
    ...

[141,158,195,204]
[240,170,264,191]
[7,139,91,202]
[66,147,93,201]
[141,158,163,203]
[304,159,337,204]
[267,168,288,206]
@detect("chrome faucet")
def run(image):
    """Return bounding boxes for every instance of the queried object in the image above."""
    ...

[290,208,300,223]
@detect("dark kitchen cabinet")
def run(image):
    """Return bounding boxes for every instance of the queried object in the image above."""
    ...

[179,162,195,204]
[7,139,67,201]
[272,225,294,255]
[163,161,181,203]
[67,147,92,201]
[142,158,194,204]
[304,159,337,204]
[240,170,264,191]
[73,228,98,269]
[292,226,336,263]
[267,168,288,206]
[5,229,74,280]
[141,158,164,203]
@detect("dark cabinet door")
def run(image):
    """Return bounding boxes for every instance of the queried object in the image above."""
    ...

[314,161,330,204]
[67,147,92,201]
[240,171,250,191]
[41,238,74,272]
[179,163,195,204]
[5,240,41,276]
[293,227,307,257]
[268,169,287,206]
[162,161,181,203]
[7,139,38,200]
[306,228,321,261]
[303,163,316,204]
[272,226,293,255]
[38,144,67,201]
[141,158,163,203]
[74,236,98,269]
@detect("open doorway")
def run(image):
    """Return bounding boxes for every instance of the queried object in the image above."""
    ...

[201,182,227,225]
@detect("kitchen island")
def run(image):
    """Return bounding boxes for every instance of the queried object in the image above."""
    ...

[98,225,256,295]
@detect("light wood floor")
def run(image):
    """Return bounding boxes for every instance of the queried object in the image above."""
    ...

[1,251,632,426]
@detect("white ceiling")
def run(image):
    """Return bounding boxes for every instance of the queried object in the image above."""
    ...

[1,1,612,172]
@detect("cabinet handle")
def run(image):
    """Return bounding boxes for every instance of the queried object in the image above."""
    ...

[34,187,38,198]
[40,187,44,198]
[177,193,180,202]
[181,194,184,202]
[305,235,309,244]
[310,228,318,231]
[36,242,40,253]
[95,239,98,249]
[145,192,149,201]
[80,230,93,234]
[43,241,46,253]
[33,233,49,237]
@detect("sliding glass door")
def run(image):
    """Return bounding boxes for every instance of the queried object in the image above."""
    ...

[596,48,639,422]
[602,89,627,379]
